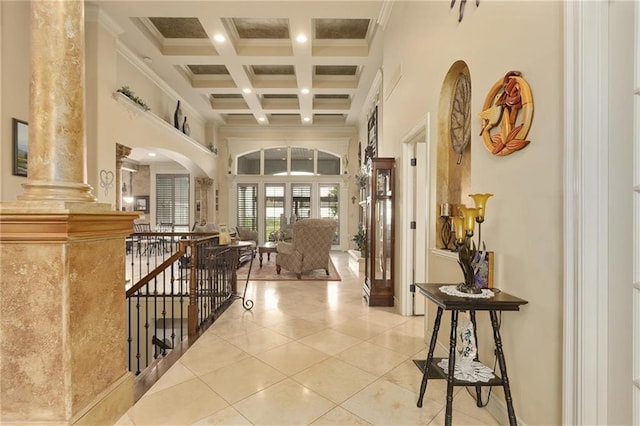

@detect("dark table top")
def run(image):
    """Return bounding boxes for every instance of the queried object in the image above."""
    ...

[415,283,528,311]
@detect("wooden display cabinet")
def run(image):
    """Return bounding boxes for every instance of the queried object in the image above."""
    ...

[363,157,395,306]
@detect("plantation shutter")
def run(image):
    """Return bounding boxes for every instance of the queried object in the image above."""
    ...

[237,184,258,230]
[156,174,190,231]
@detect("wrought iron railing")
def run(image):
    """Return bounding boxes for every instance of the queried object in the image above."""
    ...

[124,232,254,375]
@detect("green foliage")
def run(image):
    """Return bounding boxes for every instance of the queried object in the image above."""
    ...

[117,86,150,111]
[352,228,366,254]
[354,170,368,188]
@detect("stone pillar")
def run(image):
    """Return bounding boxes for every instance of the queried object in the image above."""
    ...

[20,0,95,202]
[0,2,137,424]
[115,144,132,211]
[196,177,214,223]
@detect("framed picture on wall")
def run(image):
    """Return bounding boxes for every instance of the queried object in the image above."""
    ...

[367,105,378,159]
[12,118,28,177]
[134,195,150,213]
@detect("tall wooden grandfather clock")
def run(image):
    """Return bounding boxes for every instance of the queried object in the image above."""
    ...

[363,157,395,307]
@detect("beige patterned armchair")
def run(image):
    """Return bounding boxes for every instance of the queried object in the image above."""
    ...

[276,219,337,279]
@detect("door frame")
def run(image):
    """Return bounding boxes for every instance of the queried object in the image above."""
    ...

[400,114,430,316]
[563,1,609,424]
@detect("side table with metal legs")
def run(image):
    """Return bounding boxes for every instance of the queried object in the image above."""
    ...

[413,283,528,426]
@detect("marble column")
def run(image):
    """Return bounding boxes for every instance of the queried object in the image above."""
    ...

[116,144,132,211]
[19,0,95,202]
[196,177,214,223]
[0,1,136,424]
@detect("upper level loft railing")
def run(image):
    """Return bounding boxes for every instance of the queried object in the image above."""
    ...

[124,231,254,376]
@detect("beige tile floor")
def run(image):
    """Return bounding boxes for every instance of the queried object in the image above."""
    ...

[118,252,499,426]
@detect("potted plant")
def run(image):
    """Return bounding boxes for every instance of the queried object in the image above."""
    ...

[116,86,150,111]
[352,228,367,257]
[354,169,368,189]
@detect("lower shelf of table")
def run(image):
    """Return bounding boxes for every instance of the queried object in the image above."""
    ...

[413,358,504,387]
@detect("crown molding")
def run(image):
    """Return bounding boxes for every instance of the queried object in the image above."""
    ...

[362,68,382,122]
[377,1,395,30]
[84,4,124,37]
[116,40,206,126]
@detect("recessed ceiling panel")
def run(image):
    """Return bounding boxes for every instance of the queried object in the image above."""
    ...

[188,65,229,75]
[102,1,385,127]
[315,18,370,39]
[211,93,243,99]
[210,93,249,110]
[263,94,298,99]
[149,17,208,38]
[232,18,290,39]
[314,94,350,100]
[251,65,295,76]
[315,65,358,76]
[314,114,346,123]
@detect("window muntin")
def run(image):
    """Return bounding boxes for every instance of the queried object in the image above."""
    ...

[236,147,342,176]
[290,147,314,175]
[317,151,341,175]
[264,148,287,175]
[237,151,260,175]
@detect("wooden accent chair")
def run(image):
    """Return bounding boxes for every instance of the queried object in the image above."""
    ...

[275,219,337,279]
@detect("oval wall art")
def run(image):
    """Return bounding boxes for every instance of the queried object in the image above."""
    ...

[479,70,534,157]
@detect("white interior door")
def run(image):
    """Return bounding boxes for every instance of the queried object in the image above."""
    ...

[401,120,429,316]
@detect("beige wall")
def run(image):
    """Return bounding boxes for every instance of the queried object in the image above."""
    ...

[116,54,206,145]
[607,1,634,423]
[1,1,29,202]
[381,2,564,424]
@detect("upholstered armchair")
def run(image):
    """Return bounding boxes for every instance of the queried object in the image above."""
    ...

[276,219,337,279]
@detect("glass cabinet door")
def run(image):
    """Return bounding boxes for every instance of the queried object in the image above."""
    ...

[374,197,392,283]
[364,157,395,306]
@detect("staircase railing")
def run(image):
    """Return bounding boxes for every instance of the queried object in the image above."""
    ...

[124,232,245,375]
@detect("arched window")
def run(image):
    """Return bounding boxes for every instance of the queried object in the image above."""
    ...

[236,147,341,175]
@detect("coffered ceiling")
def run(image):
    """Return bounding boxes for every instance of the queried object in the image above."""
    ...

[93,1,386,128]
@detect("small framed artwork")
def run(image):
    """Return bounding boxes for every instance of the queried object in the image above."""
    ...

[12,118,28,177]
[134,195,150,213]
[474,251,494,289]
[366,105,378,160]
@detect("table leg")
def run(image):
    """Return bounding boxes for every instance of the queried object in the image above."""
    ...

[259,251,264,268]
[267,252,271,261]
[490,310,517,426]
[417,307,443,407]
[445,310,459,426]
[469,310,483,407]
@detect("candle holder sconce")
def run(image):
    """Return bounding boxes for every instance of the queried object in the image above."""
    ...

[452,193,494,294]
[440,203,452,250]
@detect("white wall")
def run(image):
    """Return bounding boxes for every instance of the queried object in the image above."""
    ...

[381,2,564,424]
[607,1,634,424]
